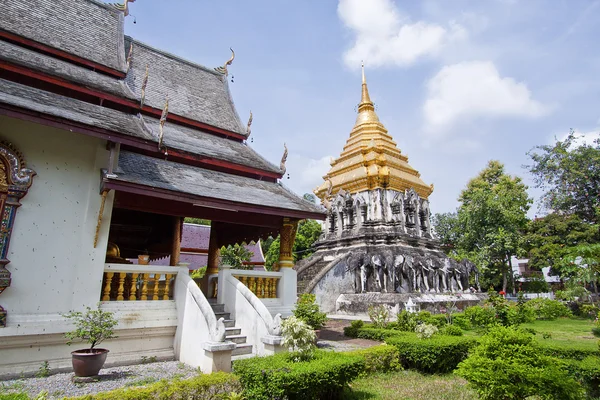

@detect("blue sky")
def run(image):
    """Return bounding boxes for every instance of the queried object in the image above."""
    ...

[122,0,600,216]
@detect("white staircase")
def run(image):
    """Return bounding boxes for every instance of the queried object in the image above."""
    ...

[209,302,253,358]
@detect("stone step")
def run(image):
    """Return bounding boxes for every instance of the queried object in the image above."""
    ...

[232,343,253,357]
[225,327,241,336]
[223,319,235,328]
[210,303,225,313]
[226,334,247,344]
[214,311,231,320]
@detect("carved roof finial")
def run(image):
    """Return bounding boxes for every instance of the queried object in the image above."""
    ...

[280,143,288,175]
[214,48,235,76]
[126,42,134,73]
[360,61,373,107]
[158,95,169,152]
[111,0,135,16]
[140,64,149,107]
[246,110,253,138]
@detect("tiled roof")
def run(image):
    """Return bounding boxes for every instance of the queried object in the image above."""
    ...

[0,40,136,100]
[2,0,126,73]
[124,37,245,135]
[111,151,326,217]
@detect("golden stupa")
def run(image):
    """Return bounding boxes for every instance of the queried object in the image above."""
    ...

[314,65,433,200]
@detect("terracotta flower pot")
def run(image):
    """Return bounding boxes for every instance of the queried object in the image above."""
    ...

[71,348,109,377]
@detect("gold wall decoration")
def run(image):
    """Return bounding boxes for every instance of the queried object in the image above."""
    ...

[277,217,298,270]
[0,141,36,327]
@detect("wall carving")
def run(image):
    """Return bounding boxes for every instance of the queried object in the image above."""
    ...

[0,141,36,327]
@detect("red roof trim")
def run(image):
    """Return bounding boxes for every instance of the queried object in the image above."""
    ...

[0,29,126,79]
[103,179,327,221]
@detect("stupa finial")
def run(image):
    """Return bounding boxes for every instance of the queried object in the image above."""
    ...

[355,61,377,124]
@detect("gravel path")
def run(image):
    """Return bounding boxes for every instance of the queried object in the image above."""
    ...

[0,361,199,399]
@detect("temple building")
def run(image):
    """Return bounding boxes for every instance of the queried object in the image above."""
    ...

[296,66,483,314]
[0,0,324,377]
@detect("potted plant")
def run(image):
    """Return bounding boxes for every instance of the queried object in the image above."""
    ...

[63,306,118,377]
[293,293,327,338]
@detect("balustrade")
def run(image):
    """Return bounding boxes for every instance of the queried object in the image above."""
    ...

[101,264,176,302]
[232,273,280,299]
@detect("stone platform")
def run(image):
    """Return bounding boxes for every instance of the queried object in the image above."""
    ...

[335,292,487,316]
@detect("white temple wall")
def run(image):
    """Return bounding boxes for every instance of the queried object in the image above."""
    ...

[0,116,114,321]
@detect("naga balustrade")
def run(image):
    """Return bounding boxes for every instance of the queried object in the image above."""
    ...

[101,264,177,301]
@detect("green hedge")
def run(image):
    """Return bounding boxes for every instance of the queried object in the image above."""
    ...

[233,350,364,400]
[539,341,599,361]
[355,327,409,341]
[347,344,402,373]
[386,334,477,374]
[565,356,600,398]
[66,372,240,399]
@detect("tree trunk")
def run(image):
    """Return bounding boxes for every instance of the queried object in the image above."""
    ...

[507,254,516,296]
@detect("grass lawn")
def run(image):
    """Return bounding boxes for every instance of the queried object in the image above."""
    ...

[343,371,478,400]
[521,317,597,350]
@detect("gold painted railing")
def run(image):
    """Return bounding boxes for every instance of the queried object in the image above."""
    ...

[101,264,177,301]
[232,273,280,299]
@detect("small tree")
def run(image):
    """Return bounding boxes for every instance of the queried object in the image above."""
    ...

[293,293,327,330]
[220,243,254,270]
[63,306,118,351]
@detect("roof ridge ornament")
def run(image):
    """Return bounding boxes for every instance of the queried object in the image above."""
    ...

[214,48,235,76]
[158,95,169,153]
[280,143,288,175]
[126,42,134,73]
[246,110,253,138]
[140,64,149,107]
[111,0,135,17]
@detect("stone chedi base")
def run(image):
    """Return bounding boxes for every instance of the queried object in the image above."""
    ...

[336,292,487,316]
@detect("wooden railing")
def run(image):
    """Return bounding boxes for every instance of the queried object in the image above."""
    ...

[232,272,280,299]
[101,264,178,301]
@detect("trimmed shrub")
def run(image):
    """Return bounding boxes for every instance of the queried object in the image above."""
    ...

[524,298,572,320]
[415,323,438,339]
[348,344,402,373]
[538,341,599,361]
[355,327,408,341]
[455,326,584,400]
[343,319,364,337]
[386,334,476,373]
[66,372,241,399]
[442,324,464,336]
[233,350,364,400]
[396,310,418,332]
[565,356,600,398]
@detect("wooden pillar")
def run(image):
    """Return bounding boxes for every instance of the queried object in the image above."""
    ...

[170,217,183,266]
[277,217,298,270]
[207,222,220,275]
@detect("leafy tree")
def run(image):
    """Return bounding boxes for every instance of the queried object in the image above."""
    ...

[432,212,460,250]
[526,129,600,224]
[560,243,600,295]
[521,213,598,278]
[220,243,254,270]
[264,219,322,270]
[184,217,211,225]
[455,161,532,293]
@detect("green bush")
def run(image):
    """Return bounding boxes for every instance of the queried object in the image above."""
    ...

[538,341,599,361]
[0,394,29,400]
[66,372,241,399]
[464,305,497,329]
[580,304,599,319]
[281,315,316,361]
[386,334,476,373]
[442,324,464,336]
[355,327,407,341]
[455,326,584,400]
[367,305,389,329]
[451,314,472,330]
[592,327,600,338]
[415,323,439,339]
[348,344,402,373]
[565,356,600,398]
[396,310,418,332]
[292,293,327,330]
[524,298,572,320]
[233,350,364,400]
[343,319,364,337]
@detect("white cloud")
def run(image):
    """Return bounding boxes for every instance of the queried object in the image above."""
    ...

[337,0,466,68]
[423,61,549,135]
[286,155,333,197]
[558,129,600,146]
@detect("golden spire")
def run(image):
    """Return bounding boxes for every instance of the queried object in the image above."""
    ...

[355,62,379,126]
